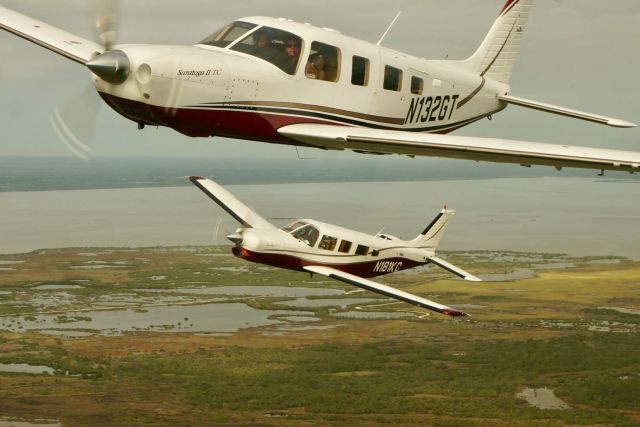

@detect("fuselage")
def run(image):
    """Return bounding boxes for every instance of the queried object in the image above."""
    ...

[94,16,509,145]
[230,218,432,278]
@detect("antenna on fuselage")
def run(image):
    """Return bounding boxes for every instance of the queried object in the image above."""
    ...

[376,11,402,46]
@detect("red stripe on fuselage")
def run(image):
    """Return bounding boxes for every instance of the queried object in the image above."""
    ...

[98,92,335,142]
[235,247,424,278]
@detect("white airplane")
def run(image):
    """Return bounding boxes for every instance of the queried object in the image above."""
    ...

[189,176,479,317]
[1,0,639,170]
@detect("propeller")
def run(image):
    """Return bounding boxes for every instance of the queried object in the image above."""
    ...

[50,0,128,160]
[212,217,242,245]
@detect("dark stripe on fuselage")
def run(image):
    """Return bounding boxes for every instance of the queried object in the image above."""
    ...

[205,101,405,126]
[188,102,490,133]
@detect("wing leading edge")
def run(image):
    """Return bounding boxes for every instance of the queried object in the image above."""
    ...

[188,176,275,229]
[279,124,640,173]
[0,6,101,65]
[304,265,469,317]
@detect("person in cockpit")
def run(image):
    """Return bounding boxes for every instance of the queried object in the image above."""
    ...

[284,36,302,74]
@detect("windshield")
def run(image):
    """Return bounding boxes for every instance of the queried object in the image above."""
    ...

[230,26,303,75]
[199,21,257,48]
[282,220,308,233]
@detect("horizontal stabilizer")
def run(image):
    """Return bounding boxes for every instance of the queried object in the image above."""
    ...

[304,265,469,317]
[0,6,101,65]
[188,176,274,229]
[499,95,636,128]
[428,256,481,282]
[279,123,640,173]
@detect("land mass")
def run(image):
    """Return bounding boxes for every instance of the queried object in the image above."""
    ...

[0,247,639,426]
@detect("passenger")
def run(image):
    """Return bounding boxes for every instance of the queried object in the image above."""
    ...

[253,30,271,49]
[305,53,326,80]
[284,37,302,74]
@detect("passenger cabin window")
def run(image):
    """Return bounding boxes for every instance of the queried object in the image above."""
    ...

[319,235,338,251]
[411,76,424,95]
[355,244,369,256]
[199,21,257,48]
[383,65,402,91]
[305,41,340,82]
[230,27,303,75]
[338,240,352,253]
[291,224,319,247]
[351,56,369,86]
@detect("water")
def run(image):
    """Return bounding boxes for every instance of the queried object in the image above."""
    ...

[0,177,638,258]
[0,156,602,192]
[138,286,344,297]
[0,363,54,375]
[516,388,570,410]
[1,304,312,336]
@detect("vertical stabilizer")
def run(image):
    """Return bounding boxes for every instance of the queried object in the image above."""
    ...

[463,0,533,83]
[409,208,454,250]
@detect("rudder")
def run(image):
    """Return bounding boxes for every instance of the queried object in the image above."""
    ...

[463,0,533,83]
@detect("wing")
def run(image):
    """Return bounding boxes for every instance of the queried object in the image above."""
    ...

[304,265,469,317]
[278,124,640,173]
[189,176,275,229]
[0,6,101,65]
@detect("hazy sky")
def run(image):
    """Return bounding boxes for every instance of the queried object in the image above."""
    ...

[0,0,639,159]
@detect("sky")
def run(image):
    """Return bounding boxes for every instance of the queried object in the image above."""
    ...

[0,0,639,159]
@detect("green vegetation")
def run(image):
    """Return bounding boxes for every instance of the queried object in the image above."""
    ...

[0,247,638,426]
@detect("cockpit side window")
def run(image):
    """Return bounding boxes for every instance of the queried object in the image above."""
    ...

[199,21,257,48]
[291,225,319,247]
[231,27,303,75]
[305,41,340,82]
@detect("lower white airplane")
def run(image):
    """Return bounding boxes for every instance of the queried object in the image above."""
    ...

[189,176,480,317]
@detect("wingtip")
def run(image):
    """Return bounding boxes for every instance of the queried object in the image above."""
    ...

[607,119,637,128]
[443,309,470,317]
[188,175,205,182]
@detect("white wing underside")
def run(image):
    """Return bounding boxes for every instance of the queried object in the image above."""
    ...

[0,6,101,64]
[189,176,275,229]
[303,265,469,317]
[279,124,640,173]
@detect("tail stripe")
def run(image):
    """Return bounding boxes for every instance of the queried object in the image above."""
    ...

[499,0,519,17]
[421,212,443,235]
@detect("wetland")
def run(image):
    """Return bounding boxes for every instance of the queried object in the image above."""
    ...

[0,246,638,426]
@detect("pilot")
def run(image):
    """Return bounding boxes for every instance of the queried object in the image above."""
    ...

[305,53,326,80]
[284,36,302,74]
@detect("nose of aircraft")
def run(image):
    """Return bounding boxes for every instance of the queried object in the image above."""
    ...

[226,233,243,245]
[86,49,131,84]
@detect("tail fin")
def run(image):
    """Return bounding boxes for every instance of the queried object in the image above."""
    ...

[462,0,533,83]
[409,207,454,250]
